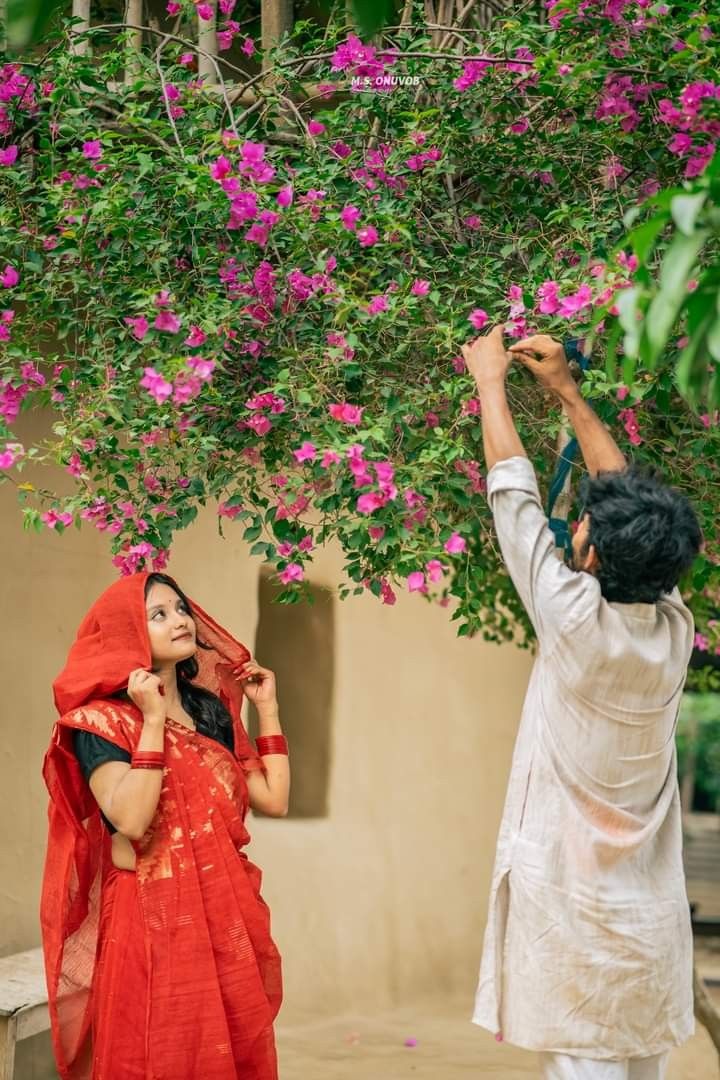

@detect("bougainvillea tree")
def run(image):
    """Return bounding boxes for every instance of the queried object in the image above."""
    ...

[1,0,719,659]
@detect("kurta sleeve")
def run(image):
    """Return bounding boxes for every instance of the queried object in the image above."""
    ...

[486,455,598,651]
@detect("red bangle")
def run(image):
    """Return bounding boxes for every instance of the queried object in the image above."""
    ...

[255,735,288,757]
[131,751,165,770]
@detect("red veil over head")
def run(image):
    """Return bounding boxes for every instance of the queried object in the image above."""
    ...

[42,573,277,1080]
[52,571,254,756]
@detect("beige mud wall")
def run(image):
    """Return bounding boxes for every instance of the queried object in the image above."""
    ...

[0,422,532,1072]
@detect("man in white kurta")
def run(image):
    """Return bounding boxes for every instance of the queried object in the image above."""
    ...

[462,330,701,1079]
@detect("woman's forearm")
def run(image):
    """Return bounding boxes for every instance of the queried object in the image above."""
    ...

[249,707,290,816]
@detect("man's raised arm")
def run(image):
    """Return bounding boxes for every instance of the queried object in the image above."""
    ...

[509,335,626,477]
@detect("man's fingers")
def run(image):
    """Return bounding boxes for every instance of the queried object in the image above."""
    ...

[513,350,540,366]
[508,334,554,355]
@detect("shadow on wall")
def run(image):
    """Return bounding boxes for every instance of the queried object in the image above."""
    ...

[248,570,335,819]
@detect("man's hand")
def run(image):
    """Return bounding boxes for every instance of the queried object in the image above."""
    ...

[461,326,512,390]
[508,334,578,398]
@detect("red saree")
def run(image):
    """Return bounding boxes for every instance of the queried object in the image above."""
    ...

[41,574,283,1080]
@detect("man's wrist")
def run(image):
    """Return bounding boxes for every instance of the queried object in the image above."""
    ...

[474,375,507,396]
[555,380,583,406]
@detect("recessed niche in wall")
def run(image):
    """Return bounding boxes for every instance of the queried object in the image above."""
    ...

[248,569,334,818]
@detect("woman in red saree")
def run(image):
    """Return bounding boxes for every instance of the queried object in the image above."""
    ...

[41,571,289,1080]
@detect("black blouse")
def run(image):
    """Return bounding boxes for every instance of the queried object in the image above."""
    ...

[73,722,235,834]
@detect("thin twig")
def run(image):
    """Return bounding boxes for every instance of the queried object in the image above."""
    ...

[153,32,186,158]
[92,100,178,154]
[89,22,254,82]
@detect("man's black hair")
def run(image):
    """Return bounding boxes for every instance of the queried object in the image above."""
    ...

[578,467,702,603]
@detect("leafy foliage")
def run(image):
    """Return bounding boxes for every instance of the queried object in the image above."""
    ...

[0,0,718,649]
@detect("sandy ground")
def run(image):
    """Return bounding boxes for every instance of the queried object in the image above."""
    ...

[276,995,719,1080]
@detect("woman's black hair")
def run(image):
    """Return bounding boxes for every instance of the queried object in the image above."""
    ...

[132,573,233,740]
[578,467,702,604]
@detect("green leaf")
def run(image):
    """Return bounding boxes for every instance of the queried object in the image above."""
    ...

[670,192,707,237]
[642,229,709,367]
[626,212,670,264]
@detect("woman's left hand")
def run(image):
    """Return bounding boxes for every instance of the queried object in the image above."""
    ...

[233,659,278,711]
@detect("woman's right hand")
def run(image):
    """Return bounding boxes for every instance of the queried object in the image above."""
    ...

[127,669,167,723]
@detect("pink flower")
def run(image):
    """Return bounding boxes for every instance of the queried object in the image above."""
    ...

[368,526,385,541]
[668,132,693,157]
[320,450,341,467]
[124,315,149,340]
[340,205,361,230]
[242,37,255,56]
[66,453,84,478]
[277,542,294,557]
[218,500,244,518]
[0,265,19,288]
[330,140,352,159]
[357,492,385,514]
[279,563,304,585]
[0,441,23,469]
[558,284,593,318]
[184,325,206,347]
[328,402,364,425]
[616,385,629,401]
[411,279,430,296]
[293,441,317,463]
[210,155,233,181]
[617,251,639,272]
[619,407,643,446]
[186,355,215,380]
[166,1,181,12]
[468,308,488,331]
[407,571,426,593]
[179,52,195,65]
[246,414,272,436]
[164,83,181,102]
[82,139,102,160]
[426,559,445,584]
[153,310,181,333]
[380,579,396,605]
[308,119,325,135]
[0,145,18,166]
[197,4,214,20]
[444,532,466,555]
[367,294,389,315]
[357,225,378,247]
[245,223,269,246]
[536,280,560,315]
[277,185,294,208]
[298,535,314,553]
[509,117,530,135]
[41,509,73,530]
[140,367,173,404]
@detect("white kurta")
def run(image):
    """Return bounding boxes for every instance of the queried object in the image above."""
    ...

[473,456,695,1059]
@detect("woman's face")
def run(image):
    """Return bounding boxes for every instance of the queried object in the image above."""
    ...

[145,581,197,666]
